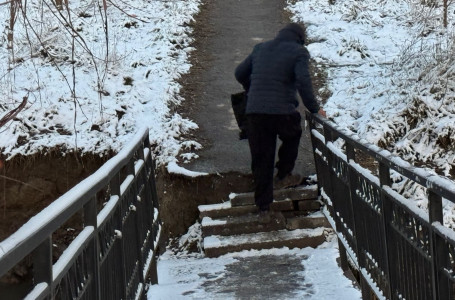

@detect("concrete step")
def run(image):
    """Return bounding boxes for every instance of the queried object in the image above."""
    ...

[199,199,294,219]
[203,227,326,258]
[297,199,322,211]
[230,185,318,207]
[199,199,321,220]
[285,211,330,230]
[201,212,286,237]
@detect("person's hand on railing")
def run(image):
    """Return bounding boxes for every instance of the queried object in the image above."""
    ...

[318,108,327,118]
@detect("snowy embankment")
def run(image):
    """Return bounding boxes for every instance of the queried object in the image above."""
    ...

[0,0,201,168]
[289,0,455,223]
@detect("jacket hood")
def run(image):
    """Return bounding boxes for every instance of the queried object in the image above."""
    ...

[275,23,305,44]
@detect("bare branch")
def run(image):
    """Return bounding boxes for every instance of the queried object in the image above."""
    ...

[0,96,27,129]
[107,0,150,23]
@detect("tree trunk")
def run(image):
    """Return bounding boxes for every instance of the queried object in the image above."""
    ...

[55,0,63,10]
[7,0,17,49]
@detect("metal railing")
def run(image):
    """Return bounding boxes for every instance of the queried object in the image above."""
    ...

[0,127,161,299]
[307,112,455,300]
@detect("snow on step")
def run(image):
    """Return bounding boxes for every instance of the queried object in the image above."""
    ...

[199,201,257,219]
[198,200,294,219]
[203,228,326,258]
[201,212,286,236]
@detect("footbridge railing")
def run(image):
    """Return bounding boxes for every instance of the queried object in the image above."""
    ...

[307,112,455,300]
[0,127,161,299]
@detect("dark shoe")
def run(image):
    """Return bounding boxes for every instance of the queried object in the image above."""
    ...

[239,129,248,140]
[258,210,284,225]
[273,173,302,190]
[258,210,272,224]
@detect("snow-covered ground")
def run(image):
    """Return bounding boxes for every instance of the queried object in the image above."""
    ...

[0,0,201,168]
[2,0,454,179]
[147,224,362,300]
[289,0,455,224]
[290,0,455,176]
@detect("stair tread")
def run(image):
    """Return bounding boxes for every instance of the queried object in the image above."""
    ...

[198,199,303,212]
[198,200,297,219]
[201,211,324,227]
[204,227,325,250]
[291,211,324,219]
[201,212,287,236]
[230,185,318,207]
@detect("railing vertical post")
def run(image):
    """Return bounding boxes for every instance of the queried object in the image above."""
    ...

[110,173,127,299]
[139,140,145,161]
[341,142,358,272]
[429,190,443,224]
[33,236,53,297]
[84,196,100,300]
[337,238,350,272]
[306,114,322,196]
[145,135,160,285]
[322,122,334,208]
[322,122,353,274]
[429,190,443,300]
[127,157,135,176]
[131,148,147,295]
[378,162,392,299]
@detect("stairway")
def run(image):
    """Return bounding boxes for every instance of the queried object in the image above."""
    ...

[199,185,330,257]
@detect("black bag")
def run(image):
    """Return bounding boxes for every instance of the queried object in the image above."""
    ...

[231,91,248,140]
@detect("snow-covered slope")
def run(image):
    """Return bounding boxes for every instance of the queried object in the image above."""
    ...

[0,0,201,166]
[290,0,455,177]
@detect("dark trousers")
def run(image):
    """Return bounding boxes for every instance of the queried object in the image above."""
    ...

[247,112,302,211]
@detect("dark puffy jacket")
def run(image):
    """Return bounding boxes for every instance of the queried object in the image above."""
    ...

[235,24,319,115]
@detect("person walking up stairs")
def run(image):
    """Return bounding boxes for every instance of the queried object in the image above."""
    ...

[234,23,327,218]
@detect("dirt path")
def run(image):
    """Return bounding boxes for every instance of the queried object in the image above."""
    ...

[181,0,316,177]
